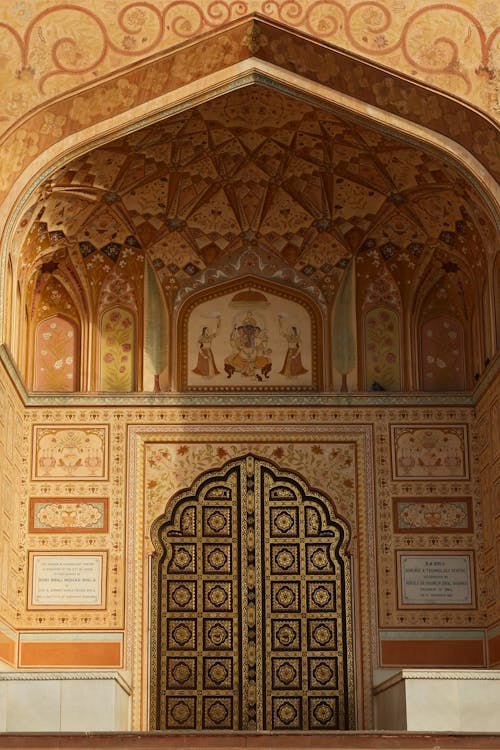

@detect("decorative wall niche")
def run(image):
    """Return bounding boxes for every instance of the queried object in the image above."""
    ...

[178,277,322,392]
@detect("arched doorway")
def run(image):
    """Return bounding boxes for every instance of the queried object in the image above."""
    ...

[150,454,354,730]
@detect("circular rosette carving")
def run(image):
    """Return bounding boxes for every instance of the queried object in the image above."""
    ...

[170,700,192,725]
[206,583,230,609]
[274,622,298,648]
[276,700,298,726]
[206,699,230,726]
[205,510,228,534]
[206,622,230,648]
[312,699,335,726]
[276,661,298,686]
[171,546,193,570]
[310,584,332,609]
[273,510,295,533]
[171,623,193,647]
[310,622,334,647]
[274,584,297,609]
[309,547,329,570]
[171,584,193,608]
[206,546,228,570]
[312,661,335,686]
[207,660,229,686]
[171,661,192,685]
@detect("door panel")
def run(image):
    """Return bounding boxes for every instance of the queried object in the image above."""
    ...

[151,455,354,730]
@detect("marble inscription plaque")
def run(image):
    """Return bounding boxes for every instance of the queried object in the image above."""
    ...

[398,552,474,608]
[29,552,106,609]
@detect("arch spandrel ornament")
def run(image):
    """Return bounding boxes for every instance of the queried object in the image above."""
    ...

[150,455,354,731]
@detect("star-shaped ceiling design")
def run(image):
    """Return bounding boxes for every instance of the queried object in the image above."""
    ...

[19,85,492,306]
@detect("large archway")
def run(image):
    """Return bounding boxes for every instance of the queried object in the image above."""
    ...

[0,12,496,735]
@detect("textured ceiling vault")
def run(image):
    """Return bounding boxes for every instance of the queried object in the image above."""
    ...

[18,84,493,317]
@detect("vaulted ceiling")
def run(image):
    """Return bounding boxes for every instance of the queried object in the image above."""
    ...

[18,85,493,315]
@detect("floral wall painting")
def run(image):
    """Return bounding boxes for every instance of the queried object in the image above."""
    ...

[99,306,135,392]
[364,307,401,391]
[29,498,108,533]
[390,425,469,480]
[181,282,319,391]
[32,425,108,480]
[393,497,472,533]
[420,315,466,392]
[33,315,78,392]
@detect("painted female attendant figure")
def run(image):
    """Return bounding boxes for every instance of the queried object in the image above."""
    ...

[278,315,307,376]
[192,316,221,376]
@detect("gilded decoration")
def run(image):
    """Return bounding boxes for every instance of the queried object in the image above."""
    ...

[150,455,354,730]
[10,81,493,398]
[129,420,375,729]
[11,396,486,726]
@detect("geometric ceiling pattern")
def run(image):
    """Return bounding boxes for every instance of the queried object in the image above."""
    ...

[21,85,492,311]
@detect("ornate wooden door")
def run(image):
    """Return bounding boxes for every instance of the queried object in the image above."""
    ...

[150,455,354,730]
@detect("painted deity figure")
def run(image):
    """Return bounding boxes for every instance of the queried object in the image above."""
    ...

[192,316,221,376]
[224,312,272,381]
[278,315,308,376]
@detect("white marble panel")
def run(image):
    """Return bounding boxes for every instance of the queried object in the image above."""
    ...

[375,670,500,731]
[0,671,130,731]
[4,679,60,731]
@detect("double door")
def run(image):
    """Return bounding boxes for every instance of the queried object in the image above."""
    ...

[151,455,354,730]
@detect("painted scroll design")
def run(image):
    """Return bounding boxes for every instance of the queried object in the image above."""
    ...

[393,497,472,533]
[29,498,108,532]
[0,2,496,113]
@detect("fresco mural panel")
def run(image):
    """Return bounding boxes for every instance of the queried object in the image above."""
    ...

[364,307,401,391]
[182,283,320,391]
[32,425,109,480]
[99,307,135,392]
[390,425,469,480]
[33,315,78,392]
[421,315,466,392]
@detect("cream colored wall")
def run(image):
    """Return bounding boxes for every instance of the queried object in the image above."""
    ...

[0,355,25,666]
[0,376,487,728]
[475,367,500,664]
